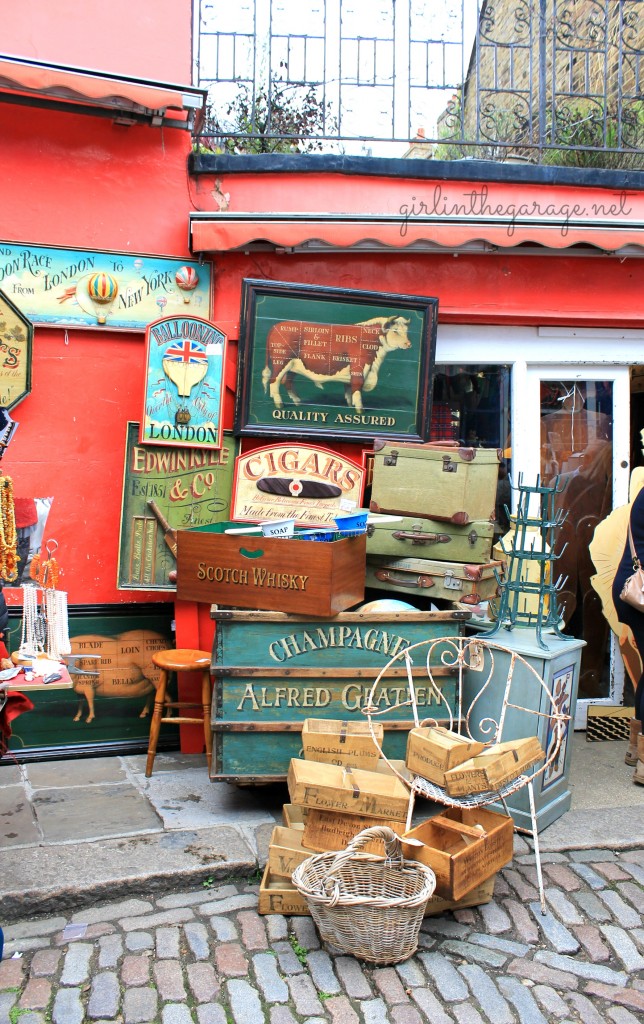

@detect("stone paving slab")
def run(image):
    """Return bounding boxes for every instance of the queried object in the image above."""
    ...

[0,826,256,920]
[0,846,642,1024]
[0,783,40,846]
[31,782,163,842]
[26,755,131,788]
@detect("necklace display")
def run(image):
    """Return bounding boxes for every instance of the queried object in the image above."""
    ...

[0,475,18,582]
[20,540,70,661]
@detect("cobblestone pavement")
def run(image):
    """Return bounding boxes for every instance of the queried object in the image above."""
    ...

[1,842,643,1024]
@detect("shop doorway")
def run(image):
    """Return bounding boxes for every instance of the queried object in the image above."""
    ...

[522,365,631,728]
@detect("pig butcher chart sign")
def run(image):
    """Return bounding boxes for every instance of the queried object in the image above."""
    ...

[233,281,438,444]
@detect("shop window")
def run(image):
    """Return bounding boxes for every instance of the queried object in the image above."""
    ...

[432,364,512,534]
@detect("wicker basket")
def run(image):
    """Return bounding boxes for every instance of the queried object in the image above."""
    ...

[291,826,436,965]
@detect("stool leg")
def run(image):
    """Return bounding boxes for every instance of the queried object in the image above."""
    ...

[201,669,213,775]
[146,669,168,777]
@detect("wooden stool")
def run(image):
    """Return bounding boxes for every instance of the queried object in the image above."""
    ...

[145,649,212,778]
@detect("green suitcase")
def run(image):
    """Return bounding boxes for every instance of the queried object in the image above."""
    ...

[366,516,495,564]
[366,555,505,605]
[370,440,501,525]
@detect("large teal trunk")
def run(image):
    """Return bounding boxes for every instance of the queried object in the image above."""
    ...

[210,608,469,782]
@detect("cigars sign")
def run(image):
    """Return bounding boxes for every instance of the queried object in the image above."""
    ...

[232,443,364,525]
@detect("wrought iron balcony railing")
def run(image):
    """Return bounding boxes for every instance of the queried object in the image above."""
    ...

[194,0,644,167]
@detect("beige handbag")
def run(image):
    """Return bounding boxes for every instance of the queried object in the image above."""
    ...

[620,522,644,610]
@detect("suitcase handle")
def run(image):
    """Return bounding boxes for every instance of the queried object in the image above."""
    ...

[374,569,434,589]
[392,531,451,546]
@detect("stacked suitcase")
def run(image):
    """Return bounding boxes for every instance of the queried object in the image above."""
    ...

[367,440,505,607]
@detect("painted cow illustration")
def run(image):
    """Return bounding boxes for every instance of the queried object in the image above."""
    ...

[68,630,168,723]
[261,316,412,413]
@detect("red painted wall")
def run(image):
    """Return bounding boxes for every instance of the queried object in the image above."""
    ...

[1,4,195,611]
[3,0,193,80]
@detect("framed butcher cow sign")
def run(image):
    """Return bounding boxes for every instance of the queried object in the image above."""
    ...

[233,280,438,444]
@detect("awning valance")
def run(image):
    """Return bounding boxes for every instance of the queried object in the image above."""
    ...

[0,54,206,130]
[189,211,644,255]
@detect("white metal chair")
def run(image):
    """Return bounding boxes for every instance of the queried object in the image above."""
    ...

[362,635,571,915]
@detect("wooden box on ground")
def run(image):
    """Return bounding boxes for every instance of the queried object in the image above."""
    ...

[302,718,383,769]
[403,806,514,900]
[288,758,411,821]
[406,727,485,786]
[424,875,496,916]
[268,826,315,878]
[302,808,406,853]
[444,736,545,796]
[367,515,495,564]
[258,863,310,915]
[177,522,366,616]
[370,441,501,525]
[366,556,505,605]
[210,608,468,782]
[282,804,308,829]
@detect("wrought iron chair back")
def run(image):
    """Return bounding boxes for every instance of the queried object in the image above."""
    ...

[362,635,571,914]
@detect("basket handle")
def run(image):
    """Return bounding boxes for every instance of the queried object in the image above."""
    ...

[325,826,405,881]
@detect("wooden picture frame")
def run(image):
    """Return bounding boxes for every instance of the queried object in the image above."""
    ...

[234,280,438,444]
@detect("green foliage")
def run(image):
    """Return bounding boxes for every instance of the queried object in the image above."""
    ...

[9,1008,31,1024]
[202,876,215,889]
[289,933,308,966]
[433,89,644,169]
[202,78,337,155]
[541,100,644,169]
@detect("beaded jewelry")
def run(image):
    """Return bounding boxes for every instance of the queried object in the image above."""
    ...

[45,588,71,660]
[0,475,18,582]
[20,584,43,656]
[29,540,60,589]
[20,541,70,663]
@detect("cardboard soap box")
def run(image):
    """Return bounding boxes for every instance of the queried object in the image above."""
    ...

[176,522,365,616]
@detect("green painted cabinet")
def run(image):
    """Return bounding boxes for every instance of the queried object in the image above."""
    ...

[210,608,470,782]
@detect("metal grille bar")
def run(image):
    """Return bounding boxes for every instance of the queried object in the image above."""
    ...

[194,0,644,164]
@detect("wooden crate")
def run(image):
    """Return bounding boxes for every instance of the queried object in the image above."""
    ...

[268,826,315,878]
[367,515,495,564]
[444,736,545,796]
[302,808,406,853]
[406,727,485,786]
[370,441,501,525]
[288,758,411,821]
[177,523,365,616]
[366,556,505,605]
[210,608,467,782]
[302,718,383,769]
[258,863,310,916]
[424,875,496,916]
[403,806,514,900]
[282,803,308,829]
[375,758,412,781]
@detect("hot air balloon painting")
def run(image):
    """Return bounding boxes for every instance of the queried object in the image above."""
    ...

[87,272,118,324]
[162,338,208,425]
[175,266,199,303]
[141,315,227,450]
